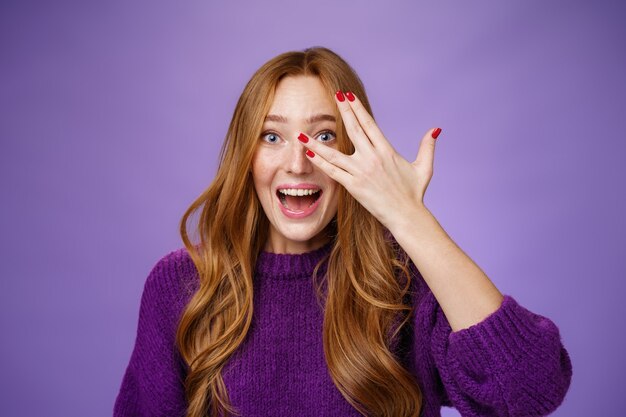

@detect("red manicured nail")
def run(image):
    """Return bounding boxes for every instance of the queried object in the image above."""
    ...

[298,133,308,143]
[345,91,355,102]
[305,149,315,158]
[432,128,442,139]
[335,90,345,102]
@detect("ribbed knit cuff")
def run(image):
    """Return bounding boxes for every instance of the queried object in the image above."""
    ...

[441,295,572,415]
[446,295,561,372]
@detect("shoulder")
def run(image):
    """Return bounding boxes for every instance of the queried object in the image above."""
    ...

[148,247,197,278]
[141,247,200,315]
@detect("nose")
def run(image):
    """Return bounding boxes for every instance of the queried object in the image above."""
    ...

[285,138,313,175]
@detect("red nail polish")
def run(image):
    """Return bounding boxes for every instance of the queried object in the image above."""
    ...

[305,149,315,158]
[335,90,345,102]
[345,91,355,102]
[432,128,442,139]
[298,133,308,143]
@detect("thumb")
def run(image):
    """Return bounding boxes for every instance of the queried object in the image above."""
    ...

[413,127,441,167]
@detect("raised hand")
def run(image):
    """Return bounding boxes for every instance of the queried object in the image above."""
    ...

[299,90,505,332]
[297,90,441,231]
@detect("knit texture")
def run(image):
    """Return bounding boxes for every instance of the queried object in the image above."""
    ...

[114,242,572,416]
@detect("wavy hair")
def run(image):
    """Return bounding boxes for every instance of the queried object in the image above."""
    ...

[177,46,422,417]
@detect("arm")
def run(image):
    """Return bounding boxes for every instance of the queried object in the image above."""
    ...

[389,204,503,332]
[113,250,191,417]
[299,91,572,415]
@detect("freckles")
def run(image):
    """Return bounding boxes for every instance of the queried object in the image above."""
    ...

[253,147,277,166]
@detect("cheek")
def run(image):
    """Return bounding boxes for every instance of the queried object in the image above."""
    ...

[325,183,340,209]
[251,147,283,186]
[250,153,269,186]
[251,164,271,188]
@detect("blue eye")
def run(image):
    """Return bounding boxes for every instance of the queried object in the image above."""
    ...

[317,130,336,143]
[261,132,280,143]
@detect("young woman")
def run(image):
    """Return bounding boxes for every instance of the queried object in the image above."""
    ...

[114,47,572,417]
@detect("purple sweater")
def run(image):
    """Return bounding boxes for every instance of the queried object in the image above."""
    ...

[114,241,572,416]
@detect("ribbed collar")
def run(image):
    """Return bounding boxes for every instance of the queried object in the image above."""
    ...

[255,240,334,280]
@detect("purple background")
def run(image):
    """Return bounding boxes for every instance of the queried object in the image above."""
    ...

[1,1,624,416]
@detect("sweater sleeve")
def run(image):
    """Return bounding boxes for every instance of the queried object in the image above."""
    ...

[113,250,193,417]
[417,288,573,417]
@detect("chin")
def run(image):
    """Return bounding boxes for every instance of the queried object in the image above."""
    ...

[278,225,325,243]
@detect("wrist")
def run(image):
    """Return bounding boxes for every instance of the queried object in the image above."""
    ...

[384,202,433,240]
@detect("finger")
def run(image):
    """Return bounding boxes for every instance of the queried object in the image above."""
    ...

[343,91,395,154]
[334,90,375,155]
[298,134,353,186]
[297,132,354,175]
[413,127,441,168]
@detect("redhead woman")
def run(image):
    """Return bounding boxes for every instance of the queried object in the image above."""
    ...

[114,47,572,417]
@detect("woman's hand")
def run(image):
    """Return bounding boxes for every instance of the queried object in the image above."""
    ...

[298,90,442,232]
[301,91,506,331]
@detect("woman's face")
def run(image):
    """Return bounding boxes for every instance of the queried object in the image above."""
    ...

[251,75,340,254]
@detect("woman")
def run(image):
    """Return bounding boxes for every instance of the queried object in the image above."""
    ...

[114,47,572,417]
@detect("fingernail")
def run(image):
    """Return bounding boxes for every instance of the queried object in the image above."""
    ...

[335,90,345,102]
[345,91,355,102]
[432,128,442,139]
[305,149,315,158]
[298,133,309,143]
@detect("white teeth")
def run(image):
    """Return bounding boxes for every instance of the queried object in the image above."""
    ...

[278,188,320,196]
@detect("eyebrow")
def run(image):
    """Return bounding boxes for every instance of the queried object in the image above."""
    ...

[264,113,336,124]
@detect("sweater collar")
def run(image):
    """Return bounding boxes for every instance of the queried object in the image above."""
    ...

[255,240,334,280]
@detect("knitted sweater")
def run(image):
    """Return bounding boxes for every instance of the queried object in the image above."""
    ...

[113,241,572,416]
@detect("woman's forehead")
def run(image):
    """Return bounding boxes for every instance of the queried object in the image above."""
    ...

[267,76,335,116]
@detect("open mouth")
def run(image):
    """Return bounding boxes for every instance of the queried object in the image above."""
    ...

[276,189,322,211]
